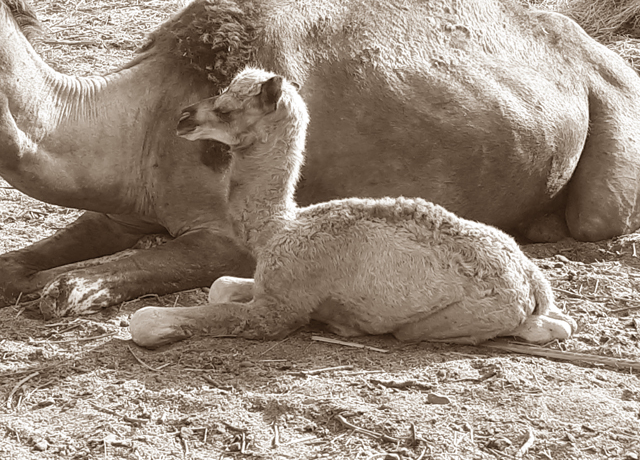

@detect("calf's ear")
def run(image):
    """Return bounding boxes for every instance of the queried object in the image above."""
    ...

[259,76,283,112]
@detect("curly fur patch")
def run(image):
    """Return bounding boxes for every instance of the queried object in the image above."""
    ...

[138,0,257,87]
[2,0,41,43]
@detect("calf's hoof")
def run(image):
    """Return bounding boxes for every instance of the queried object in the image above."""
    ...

[130,307,194,349]
[510,314,574,343]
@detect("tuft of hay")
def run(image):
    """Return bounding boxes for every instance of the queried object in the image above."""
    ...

[525,0,640,71]
[526,0,640,39]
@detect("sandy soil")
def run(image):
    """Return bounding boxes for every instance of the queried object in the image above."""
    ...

[1,1,640,459]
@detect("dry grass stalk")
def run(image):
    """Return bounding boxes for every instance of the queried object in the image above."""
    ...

[484,342,640,370]
[126,344,171,372]
[335,414,400,443]
[5,372,39,409]
[311,336,389,353]
[29,331,117,344]
[526,0,640,70]
[515,427,536,459]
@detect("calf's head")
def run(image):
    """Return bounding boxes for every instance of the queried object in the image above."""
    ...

[177,70,283,146]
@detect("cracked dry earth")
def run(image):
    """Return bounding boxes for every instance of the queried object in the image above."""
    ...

[2,0,640,459]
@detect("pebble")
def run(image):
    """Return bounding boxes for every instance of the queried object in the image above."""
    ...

[33,439,49,451]
[427,393,451,405]
[486,437,512,451]
[555,254,571,264]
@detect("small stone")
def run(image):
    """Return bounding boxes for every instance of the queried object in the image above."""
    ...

[555,254,571,263]
[33,439,49,451]
[239,361,253,368]
[626,453,638,460]
[96,324,108,334]
[35,398,55,408]
[119,319,130,327]
[486,437,512,451]
[427,393,451,404]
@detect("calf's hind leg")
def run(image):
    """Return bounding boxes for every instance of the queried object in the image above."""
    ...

[395,298,574,344]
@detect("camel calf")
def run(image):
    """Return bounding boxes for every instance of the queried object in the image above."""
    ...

[129,68,577,349]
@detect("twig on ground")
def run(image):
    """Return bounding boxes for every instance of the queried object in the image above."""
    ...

[89,402,120,417]
[258,336,290,356]
[367,454,399,460]
[6,372,39,409]
[30,331,117,344]
[415,446,427,460]
[552,287,603,300]
[179,435,189,457]
[202,375,232,393]
[336,414,399,443]
[42,318,80,328]
[516,427,535,459]
[221,421,247,432]
[123,415,149,425]
[610,304,640,313]
[554,287,640,308]
[342,370,385,376]
[311,336,389,353]
[483,342,640,370]
[486,447,511,459]
[292,365,355,376]
[370,378,433,391]
[271,423,280,448]
[43,39,98,46]
[280,435,320,446]
[126,344,170,372]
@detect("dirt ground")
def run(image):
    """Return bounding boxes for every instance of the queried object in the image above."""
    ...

[2,1,640,459]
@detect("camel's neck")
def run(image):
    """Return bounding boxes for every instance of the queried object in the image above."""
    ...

[0,26,215,214]
[227,117,305,253]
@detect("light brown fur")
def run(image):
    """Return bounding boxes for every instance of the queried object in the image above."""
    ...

[130,68,577,349]
[4,0,640,319]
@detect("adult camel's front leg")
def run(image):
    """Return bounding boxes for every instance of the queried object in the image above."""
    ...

[0,212,157,306]
[37,228,256,319]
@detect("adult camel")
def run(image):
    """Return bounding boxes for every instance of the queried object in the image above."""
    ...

[1,0,640,321]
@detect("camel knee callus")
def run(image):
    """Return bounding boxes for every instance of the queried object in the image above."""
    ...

[129,68,577,348]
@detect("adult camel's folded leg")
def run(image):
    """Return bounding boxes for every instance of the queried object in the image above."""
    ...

[565,48,640,241]
[0,211,155,307]
[37,228,256,319]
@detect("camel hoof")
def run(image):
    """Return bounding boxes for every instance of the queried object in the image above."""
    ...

[130,307,193,349]
[208,276,254,303]
[511,315,574,343]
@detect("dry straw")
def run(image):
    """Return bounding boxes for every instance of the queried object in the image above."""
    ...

[527,0,640,70]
